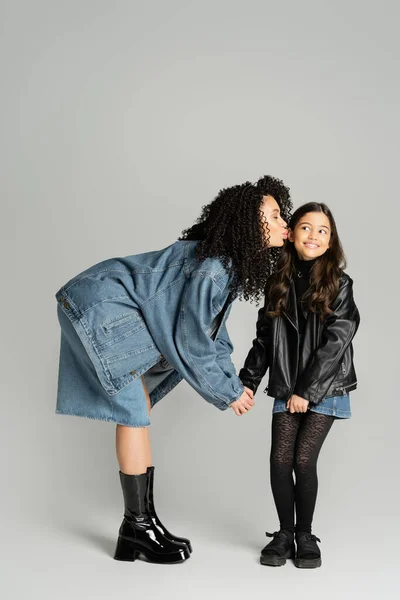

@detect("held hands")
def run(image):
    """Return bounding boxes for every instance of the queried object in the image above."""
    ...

[230,387,255,416]
[286,394,309,413]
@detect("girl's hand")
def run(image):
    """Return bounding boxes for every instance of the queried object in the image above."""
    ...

[230,388,255,416]
[286,394,309,413]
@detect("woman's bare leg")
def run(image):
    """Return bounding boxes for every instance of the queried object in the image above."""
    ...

[115,377,152,475]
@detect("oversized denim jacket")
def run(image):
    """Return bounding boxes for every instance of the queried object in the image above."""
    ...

[56,240,244,410]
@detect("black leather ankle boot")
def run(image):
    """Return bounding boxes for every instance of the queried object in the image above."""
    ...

[114,471,191,564]
[146,466,192,553]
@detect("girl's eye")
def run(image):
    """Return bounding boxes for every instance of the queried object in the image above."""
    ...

[320,229,328,235]
[302,226,310,231]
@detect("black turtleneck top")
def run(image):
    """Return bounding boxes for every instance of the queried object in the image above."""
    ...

[292,255,318,335]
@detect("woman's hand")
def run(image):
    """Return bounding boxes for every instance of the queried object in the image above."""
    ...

[230,387,255,416]
[286,394,309,413]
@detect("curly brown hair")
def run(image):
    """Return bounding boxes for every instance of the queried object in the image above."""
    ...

[266,202,346,318]
[179,175,292,303]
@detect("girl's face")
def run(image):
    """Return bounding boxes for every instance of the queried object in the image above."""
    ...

[288,211,331,260]
[261,195,288,247]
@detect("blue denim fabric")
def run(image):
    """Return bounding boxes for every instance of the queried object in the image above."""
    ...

[56,306,151,426]
[56,240,244,418]
[272,394,351,419]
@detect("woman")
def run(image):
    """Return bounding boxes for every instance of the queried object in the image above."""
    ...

[55,175,291,564]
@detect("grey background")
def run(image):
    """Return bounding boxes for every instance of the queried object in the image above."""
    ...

[2,0,399,598]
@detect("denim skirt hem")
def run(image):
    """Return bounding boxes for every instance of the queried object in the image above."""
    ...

[273,394,351,419]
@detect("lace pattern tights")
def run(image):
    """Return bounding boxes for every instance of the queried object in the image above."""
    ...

[270,411,334,533]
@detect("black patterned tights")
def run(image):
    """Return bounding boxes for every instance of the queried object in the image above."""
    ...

[270,411,334,533]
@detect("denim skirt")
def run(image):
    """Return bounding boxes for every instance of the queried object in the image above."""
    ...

[56,305,151,427]
[273,394,351,419]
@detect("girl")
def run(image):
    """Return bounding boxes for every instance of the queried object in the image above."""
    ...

[239,202,360,569]
[55,175,291,565]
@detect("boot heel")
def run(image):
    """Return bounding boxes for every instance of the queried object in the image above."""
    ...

[114,537,140,562]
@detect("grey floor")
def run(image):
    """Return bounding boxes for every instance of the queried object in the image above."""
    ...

[3,506,397,600]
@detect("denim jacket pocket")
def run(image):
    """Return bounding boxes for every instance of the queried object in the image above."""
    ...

[84,306,161,386]
[102,312,143,334]
[100,312,146,346]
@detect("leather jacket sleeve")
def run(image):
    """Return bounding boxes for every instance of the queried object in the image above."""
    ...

[294,276,360,404]
[238,299,271,394]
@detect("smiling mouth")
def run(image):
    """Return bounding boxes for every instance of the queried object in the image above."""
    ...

[304,243,319,249]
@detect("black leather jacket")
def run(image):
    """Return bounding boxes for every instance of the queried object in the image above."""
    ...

[239,273,360,404]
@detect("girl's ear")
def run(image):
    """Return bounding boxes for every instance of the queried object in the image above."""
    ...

[288,229,295,242]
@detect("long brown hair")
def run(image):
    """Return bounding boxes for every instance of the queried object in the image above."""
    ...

[266,203,346,318]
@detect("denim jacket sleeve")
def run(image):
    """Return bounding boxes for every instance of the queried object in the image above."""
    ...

[294,276,360,404]
[176,272,244,410]
[215,311,237,379]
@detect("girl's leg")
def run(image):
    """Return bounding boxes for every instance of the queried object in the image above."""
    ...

[270,412,302,531]
[261,412,302,566]
[116,377,152,475]
[294,411,334,533]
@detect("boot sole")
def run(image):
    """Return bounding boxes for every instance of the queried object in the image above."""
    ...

[114,536,191,564]
[294,557,322,569]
